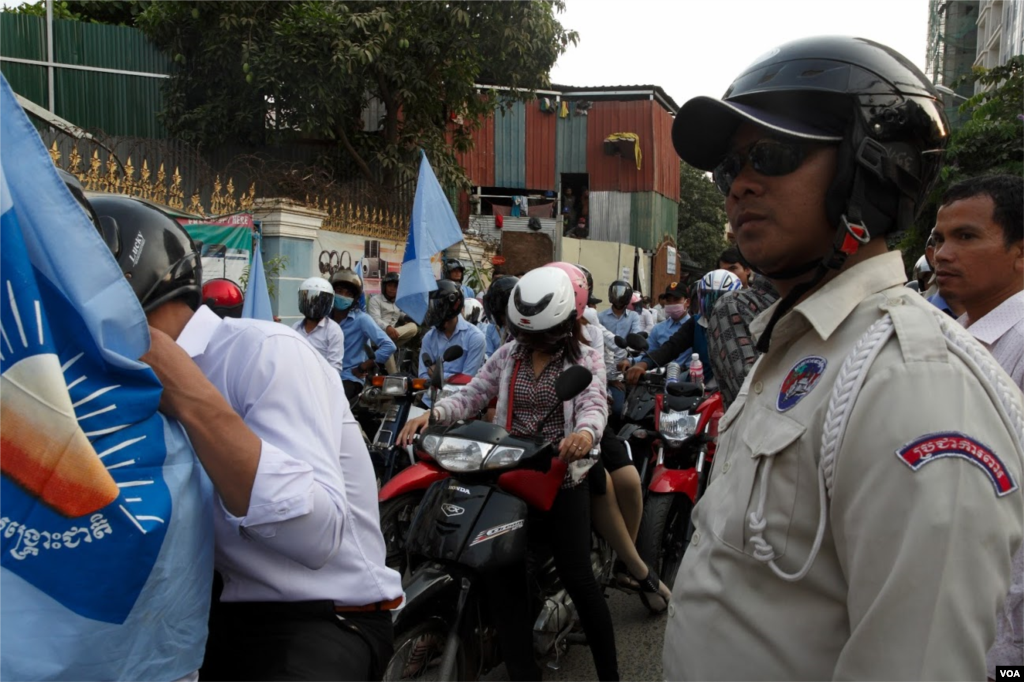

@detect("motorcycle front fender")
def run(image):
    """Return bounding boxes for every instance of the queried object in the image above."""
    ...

[379,461,448,502]
[392,562,462,632]
[648,464,698,500]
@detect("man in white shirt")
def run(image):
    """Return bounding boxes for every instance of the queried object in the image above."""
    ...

[292,276,345,374]
[96,197,403,681]
[367,272,418,374]
[933,173,1023,677]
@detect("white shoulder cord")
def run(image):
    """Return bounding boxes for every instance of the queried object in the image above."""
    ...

[747,304,1024,583]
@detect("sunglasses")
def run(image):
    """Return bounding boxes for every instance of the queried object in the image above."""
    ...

[712,139,811,196]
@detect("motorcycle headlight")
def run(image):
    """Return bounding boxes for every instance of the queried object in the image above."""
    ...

[433,437,493,472]
[419,434,442,457]
[382,376,408,396]
[659,411,700,443]
[483,446,525,470]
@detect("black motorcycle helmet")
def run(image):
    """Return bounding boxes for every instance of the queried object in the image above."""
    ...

[442,258,466,281]
[482,275,519,327]
[424,279,464,330]
[575,264,601,305]
[671,36,949,351]
[90,195,203,312]
[673,36,948,243]
[608,280,633,309]
[381,271,400,300]
[58,169,120,256]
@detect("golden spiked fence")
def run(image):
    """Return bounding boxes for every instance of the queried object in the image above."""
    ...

[48,141,408,242]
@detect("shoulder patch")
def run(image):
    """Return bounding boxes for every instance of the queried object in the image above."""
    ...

[895,431,1018,497]
[777,356,827,412]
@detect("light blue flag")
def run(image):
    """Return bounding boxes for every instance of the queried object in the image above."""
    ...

[242,232,275,321]
[0,74,213,680]
[395,153,465,324]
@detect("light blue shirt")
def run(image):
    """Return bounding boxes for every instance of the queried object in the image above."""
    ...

[598,307,641,340]
[418,316,486,381]
[338,309,397,384]
[461,284,476,299]
[483,321,505,358]
[645,315,693,367]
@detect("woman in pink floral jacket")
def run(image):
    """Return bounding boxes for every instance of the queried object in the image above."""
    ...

[399,266,620,680]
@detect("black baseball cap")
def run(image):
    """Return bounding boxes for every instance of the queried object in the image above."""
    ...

[662,281,686,300]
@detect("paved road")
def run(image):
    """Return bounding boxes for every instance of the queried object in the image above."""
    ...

[482,587,667,681]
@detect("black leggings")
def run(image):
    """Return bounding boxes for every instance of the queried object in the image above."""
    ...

[484,479,619,681]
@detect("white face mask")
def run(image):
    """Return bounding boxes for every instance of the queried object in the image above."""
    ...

[664,303,688,321]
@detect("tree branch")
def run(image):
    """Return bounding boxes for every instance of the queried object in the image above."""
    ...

[335,123,376,185]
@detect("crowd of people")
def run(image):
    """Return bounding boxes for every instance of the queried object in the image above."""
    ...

[5,33,1022,682]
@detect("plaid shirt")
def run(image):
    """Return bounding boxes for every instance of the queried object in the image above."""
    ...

[706,277,779,409]
[508,345,593,488]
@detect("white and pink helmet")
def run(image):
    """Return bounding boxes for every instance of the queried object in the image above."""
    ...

[543,261,588,320]
[507,265,580,335]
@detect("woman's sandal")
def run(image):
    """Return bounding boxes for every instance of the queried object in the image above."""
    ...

[613,559,640,591]
[633,561,670,615]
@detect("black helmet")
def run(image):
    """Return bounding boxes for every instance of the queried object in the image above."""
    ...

[382,271,400,285]
[442,258,466,280]
[672,36,949,241]
[424,279,464,329]
[575,263,601,305]
[608,280,633,309]
[482,275,519,327]
[90,195,202,312]
[58,169,120,255]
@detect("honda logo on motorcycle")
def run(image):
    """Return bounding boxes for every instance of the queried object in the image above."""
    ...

[469,520,524,546]
[441,503,465,517]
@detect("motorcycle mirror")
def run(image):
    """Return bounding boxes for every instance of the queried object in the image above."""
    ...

[555,365,593,402]
[614,335,628,349]
[625,332,649,352]
[442,345,464,363]
[667,381,703,398]
[422,353,434,367]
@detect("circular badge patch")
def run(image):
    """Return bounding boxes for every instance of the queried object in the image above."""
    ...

[777,356,828,412]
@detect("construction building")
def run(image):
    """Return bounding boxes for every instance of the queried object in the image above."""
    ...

[926,0,980,125]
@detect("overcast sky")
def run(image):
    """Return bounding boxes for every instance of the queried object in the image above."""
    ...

[550,0,930,108]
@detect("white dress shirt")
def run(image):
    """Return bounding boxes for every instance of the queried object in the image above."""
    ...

[959,291,1024,675]
[178,306,403,606]
[958,290,1024,392]
[367,293,403,330]
[291,316,345,373]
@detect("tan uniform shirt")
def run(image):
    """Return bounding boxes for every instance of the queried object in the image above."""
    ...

[663,252,1024,681]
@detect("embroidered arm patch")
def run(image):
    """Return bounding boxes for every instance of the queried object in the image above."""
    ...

[895,431,1018,497]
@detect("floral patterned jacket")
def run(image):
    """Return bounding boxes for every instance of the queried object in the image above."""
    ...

[432,340,608,444]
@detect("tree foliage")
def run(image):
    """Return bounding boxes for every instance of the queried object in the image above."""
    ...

[7,0,146,23]
[130,1,576,199]
[677,162,729,273]
[899,55,1023,272]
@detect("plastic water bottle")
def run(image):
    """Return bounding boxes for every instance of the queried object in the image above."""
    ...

[688,353,704,389]
[666,362,681,384]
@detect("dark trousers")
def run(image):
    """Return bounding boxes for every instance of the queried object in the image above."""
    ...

[483,480,619,681]
[199,600,393,682]
[343,379,363,403]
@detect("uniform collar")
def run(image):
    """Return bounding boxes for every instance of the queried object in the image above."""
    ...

[176,305,222,359]
[751,252,906,343]
[958,291,1024,344]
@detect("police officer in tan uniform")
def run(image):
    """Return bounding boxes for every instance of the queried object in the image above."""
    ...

[662,36,1024,680]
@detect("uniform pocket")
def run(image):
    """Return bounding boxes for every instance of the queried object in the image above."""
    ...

[718,405,806,558]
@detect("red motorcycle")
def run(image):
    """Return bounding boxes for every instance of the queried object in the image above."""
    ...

[635,381,724,589]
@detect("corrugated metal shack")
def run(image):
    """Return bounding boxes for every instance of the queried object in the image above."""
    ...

[459,83,682,292]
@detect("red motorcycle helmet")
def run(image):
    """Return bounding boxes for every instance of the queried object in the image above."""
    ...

[202,278,244,318]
